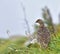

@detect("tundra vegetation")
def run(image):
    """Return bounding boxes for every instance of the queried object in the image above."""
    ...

[0,7,60,54]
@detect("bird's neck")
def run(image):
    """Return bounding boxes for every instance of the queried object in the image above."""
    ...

[39,24,44,28]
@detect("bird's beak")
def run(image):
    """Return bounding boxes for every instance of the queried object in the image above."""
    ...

[35,20,37,23]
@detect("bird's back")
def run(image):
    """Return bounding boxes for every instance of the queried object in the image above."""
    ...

[37,27,50,48]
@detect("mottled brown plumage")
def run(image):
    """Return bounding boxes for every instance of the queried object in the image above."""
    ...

[36,19,50,48]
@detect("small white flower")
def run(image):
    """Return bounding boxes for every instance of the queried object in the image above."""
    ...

[15,49,19,51]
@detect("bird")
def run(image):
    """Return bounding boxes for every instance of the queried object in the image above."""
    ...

[36,19,50,49]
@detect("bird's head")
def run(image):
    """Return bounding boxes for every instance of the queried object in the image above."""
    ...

[36,19,44,27]
[36,19,43,23]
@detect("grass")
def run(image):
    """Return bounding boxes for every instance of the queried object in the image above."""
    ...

[0,34,60,54]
